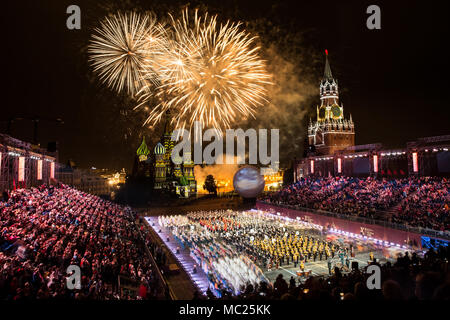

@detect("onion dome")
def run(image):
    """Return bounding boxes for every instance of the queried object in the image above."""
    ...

[154,142,166,155]
[136,137,150,156]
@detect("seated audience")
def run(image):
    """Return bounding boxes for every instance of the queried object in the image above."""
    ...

[0,184,160,300]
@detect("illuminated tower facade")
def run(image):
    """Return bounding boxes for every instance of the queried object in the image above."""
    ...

[183,151,196,194]
[308,50,355,155]
[161,110,175,176]
[154,142,166,189]
[148,109,197,195]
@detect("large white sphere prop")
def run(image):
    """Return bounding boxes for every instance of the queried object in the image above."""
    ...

[233,166,265,198]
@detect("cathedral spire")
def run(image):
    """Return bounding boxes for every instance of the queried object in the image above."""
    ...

[323,49,333,80]
[162,109,173,137]
[320,49,339,106]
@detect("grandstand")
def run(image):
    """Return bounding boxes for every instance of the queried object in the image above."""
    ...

[295,135,450,179]
[0,134,448,301]
[260,176,449,245]
[0,134,112,197]
[0,134,56,191]
[0,184,169,300]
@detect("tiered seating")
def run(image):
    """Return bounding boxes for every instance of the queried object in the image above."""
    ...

[0,185,159,300]
[263,177,449,230]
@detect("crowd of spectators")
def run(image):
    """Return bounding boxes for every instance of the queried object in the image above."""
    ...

[0,184,161,300]
[1,177,448,301]
[196,246,450,301]
[262,176,449,231]
[391,178,450,231]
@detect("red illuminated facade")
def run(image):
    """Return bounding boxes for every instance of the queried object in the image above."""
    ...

[308,51,355,156]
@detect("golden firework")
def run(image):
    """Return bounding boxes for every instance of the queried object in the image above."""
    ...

[89,10,271,131]
[88,12,166,95]
[140,9,271,131]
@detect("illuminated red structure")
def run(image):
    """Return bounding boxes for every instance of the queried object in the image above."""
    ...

[295,135,450,180]
[308,51,355,156]
[0,134,57,190]
[300,50,450,180]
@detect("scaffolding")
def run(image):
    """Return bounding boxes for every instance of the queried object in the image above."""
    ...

[0,134,57,191]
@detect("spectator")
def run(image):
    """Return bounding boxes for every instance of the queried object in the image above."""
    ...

[0,184,162,300]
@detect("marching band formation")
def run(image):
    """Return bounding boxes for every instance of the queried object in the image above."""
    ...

[158,210,349,296]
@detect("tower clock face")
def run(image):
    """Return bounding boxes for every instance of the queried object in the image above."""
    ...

[319,106,326,119]
[331,105,341,118]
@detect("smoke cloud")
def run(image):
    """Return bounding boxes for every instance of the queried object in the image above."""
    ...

[237,44,317,168]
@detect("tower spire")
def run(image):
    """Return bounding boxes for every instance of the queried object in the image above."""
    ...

[323,49,333,80]
[162,109,173,137]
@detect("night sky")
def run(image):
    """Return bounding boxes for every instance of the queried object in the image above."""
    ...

[1,0,449,170]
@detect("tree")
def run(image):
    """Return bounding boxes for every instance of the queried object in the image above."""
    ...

[203,175,217,196]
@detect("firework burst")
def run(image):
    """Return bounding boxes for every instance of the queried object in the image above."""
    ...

[140,9,271,131]
[89,10,271,131]
[88,12,166,95]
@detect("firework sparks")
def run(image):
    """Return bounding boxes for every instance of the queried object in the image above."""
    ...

[89,10,271,131]
[88,12,166,95]
[140,9,271,132]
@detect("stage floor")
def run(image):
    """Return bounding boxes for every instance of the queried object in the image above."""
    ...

[263,250,388,284]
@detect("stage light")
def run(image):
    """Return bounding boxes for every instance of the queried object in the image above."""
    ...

[8,151,21,157]
[18,156,25,182]
[412,152,418,172]
[37,160,43,180]
[50,162,55,179]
